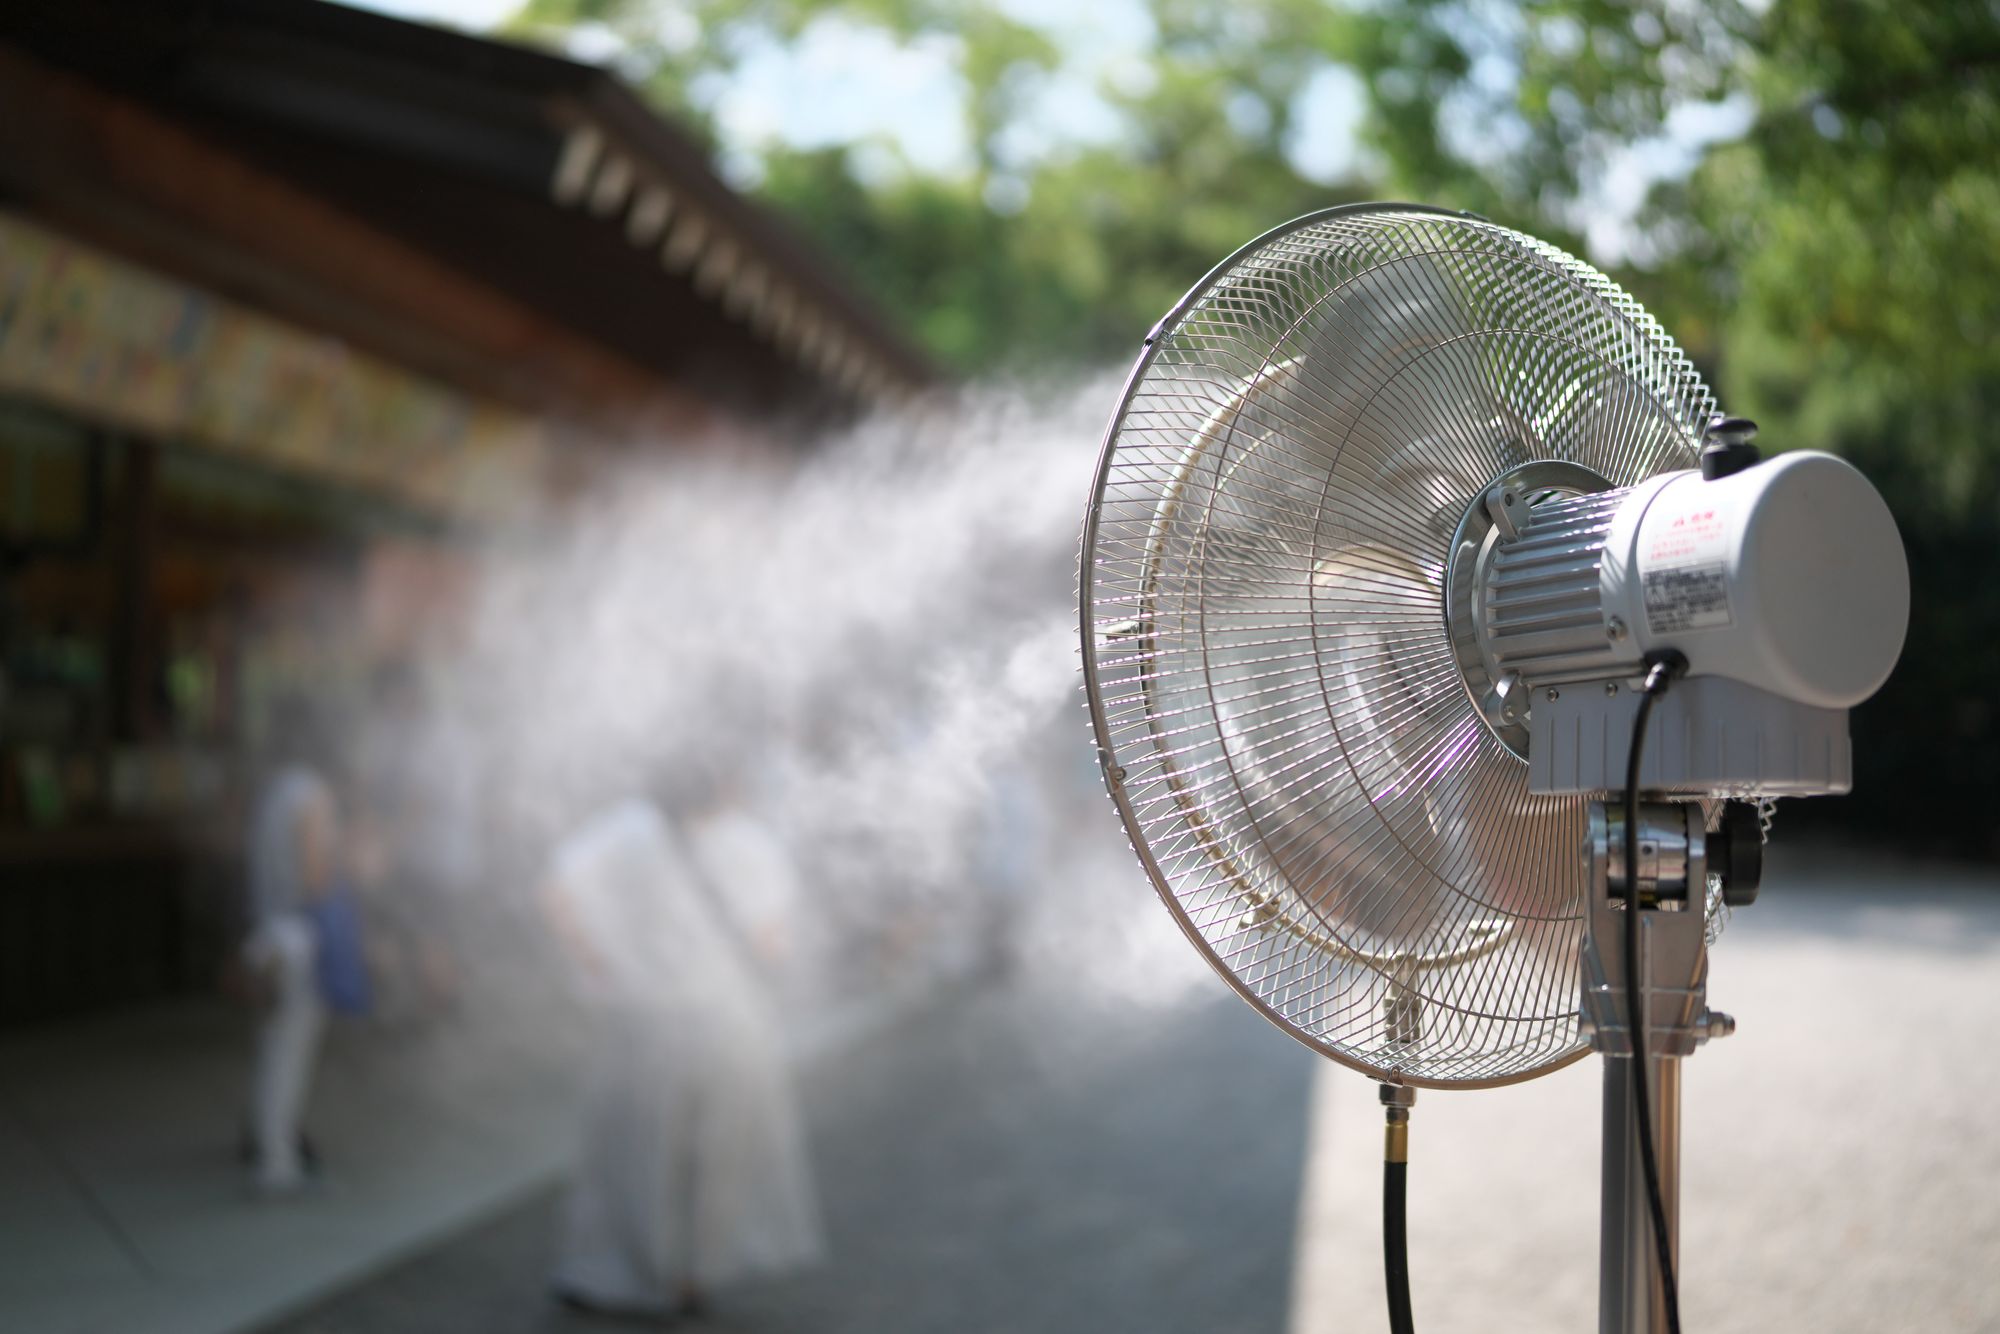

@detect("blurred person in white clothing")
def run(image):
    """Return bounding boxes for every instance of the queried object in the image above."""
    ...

[241,715,341,1194]
[967,757,1045,980]
[683,770,820,1016]
[540,797,822,1321]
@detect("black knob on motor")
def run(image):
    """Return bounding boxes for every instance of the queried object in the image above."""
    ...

[1700,415,1762,480]
[1706,801,1764,906]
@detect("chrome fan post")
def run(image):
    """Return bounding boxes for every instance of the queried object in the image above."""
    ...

[1601,1049,1682,1334]
[1578,795,1729,1334]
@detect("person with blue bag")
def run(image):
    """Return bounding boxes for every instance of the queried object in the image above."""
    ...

[241,743,340,1195]
[239,701,372,1195]
[305,875,373,1020]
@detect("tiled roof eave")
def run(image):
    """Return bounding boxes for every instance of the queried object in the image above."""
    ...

[547,86,931,409]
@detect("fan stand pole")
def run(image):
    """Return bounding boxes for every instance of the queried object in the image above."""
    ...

[1599,1039,1683,1334]
[1580,800,1725,1334]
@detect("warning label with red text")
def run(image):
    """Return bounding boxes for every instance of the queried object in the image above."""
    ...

[1641,500,1733,633]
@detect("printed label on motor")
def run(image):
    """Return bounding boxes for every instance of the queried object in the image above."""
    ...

[1643,564,1732,633]
[1639,493,1734,633]
[1644,500,1731,567]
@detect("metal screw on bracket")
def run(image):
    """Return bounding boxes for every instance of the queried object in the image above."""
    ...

[1606,616,1628,641]
[1605,681,1619,696]
[1545,688,1560,702]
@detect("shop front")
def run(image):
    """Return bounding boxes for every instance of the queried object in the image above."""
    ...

[0,0,931,1025]
[0,211,539,1023]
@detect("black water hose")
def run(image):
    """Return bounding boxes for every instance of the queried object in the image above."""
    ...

[1384,1157,1413,1334]
[1382,1089,1415,1334]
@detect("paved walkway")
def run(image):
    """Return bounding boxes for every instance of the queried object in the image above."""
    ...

[9,843,1997,1334]
[266,975,1317,1334]
[0,990,591,1334]
[0,950,938,1334]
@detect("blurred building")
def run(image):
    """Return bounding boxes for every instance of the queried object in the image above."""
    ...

[0,0,932,1025]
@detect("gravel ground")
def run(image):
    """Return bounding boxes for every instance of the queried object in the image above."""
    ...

[1292,847,2000,1334]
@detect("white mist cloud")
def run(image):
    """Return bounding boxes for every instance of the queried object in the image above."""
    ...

[358,375,1212,1018]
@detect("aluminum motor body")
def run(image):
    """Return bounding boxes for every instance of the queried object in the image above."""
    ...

[1449,450,1909,795]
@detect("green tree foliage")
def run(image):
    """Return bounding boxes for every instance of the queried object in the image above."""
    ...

[1486,2,2000,850]
[509,0,2000,851]
[507,0,1382,371]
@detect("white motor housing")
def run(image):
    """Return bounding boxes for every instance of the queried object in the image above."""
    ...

[1453,450,1909,796]
[1602,450,1909,710]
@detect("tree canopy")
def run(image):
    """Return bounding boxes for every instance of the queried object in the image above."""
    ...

[509,0,2000,851]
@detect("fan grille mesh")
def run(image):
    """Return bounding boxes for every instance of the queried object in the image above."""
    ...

[1080,206,1715,1087]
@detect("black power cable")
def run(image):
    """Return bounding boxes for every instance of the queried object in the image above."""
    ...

[1625,652,1687,1334]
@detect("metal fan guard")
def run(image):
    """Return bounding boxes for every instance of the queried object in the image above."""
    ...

[1079,203,1716,1089]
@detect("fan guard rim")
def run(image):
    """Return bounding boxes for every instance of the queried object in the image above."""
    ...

[1078,201,1707,1090]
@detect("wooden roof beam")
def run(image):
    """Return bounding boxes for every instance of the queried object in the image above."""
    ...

[0,47,670,424]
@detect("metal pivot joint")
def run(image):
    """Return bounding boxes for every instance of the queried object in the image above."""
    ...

[1579,799,1731,1060]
